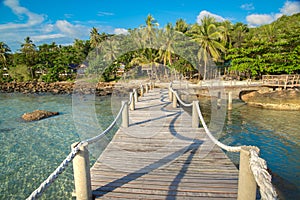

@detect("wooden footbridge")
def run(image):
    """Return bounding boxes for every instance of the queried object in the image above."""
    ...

[90,88,238,199]
[27,82,278,200]
[262,74,300,89]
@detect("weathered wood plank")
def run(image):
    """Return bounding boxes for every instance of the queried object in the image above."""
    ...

[90,88,238,199]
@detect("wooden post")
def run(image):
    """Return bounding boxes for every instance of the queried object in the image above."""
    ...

[237,146,257,200]
[129,92,135,111]
[72,142,92,200]
[133,89,138,103]
[169,87,173,101]
[228,92,232,111]
[172,92,177,108]
[192,101,199,128]
[140,85,144,97]
[217,91,221,109]
[122,101,129,127]
[145,84,149,93]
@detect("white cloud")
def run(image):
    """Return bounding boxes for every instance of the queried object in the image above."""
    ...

[54,20,89,38]
[97,11,114,16]
[43,24,55,33]
[246,14,274,26]
[55,20,78,35]
[0,0,44,30]
[241,3,255,11]
[280,1,300,15]
[114,28,128,35]
[246,1,300,27]
[31,34,66,42]
[197,10,225,24]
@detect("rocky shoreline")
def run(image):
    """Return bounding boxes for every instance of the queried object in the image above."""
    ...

[240,89,300,110]
[0,81,116,96]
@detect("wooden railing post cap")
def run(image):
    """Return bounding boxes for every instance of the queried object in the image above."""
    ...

[71,142,88,150]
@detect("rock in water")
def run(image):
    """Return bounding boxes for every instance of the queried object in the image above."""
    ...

[22,110,59,121]
[240,90,300,110]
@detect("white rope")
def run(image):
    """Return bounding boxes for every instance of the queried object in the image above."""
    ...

[128,92,133,105]
[195,102,242,152]
[170,87,193,107]
[249,149,278,200]
[84,102,126,144]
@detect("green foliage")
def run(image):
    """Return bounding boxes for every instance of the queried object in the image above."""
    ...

[227,13,300,78]
[8,64,31,82]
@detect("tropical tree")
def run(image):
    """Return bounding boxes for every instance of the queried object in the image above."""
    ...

[231,22,249,48]
[90,27,101,49]
[73,39,90,63]
[0,42,11,69]
[35,42,59,78]
[19,37,37,79]
[175,18,189,34]
[187,16,226,80]
[219,20,233,48]
[157,23,177,79]
[143,14,159,45]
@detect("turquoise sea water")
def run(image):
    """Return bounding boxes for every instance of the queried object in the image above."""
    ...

[0,93,115,199]
[0,93,299,199]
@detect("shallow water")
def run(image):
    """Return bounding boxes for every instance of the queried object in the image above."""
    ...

[0,93,299,199]
[0,93,115,199]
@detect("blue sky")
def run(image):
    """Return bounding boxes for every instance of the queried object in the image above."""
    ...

[1,0,300,51]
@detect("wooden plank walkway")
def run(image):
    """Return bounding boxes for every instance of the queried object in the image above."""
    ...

[90,88,239,199]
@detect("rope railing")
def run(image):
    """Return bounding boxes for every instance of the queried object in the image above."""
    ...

[169,87,193,107]
[169,83,277,200]
[27,82,151,200]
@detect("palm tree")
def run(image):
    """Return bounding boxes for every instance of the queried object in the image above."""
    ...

[175,18,189,34]
[143,14,159,45]
[219,20,233,48]
[262,23,276,43]
[138,14,160,80]
[20,37,37,79]
[187,16,225,80]
[130,48,160,80]
[157,23,177,79]
[0,42,11,69]
[232,22,249,48]
[90,27,101,49]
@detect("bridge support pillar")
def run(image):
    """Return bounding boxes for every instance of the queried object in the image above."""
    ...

[145,84,149,93]
[169,88,173,101]
[129,93,135,111]
[172,92,177,108]
[192,101,199,128]
[122,101,129,127]
[228,92,232,111]
[72,142,92,200]
[237,146,257,200]
[133,89,138,103]
[140,85,144,97]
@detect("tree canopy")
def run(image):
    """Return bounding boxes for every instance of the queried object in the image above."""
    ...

[0,13,299,82]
